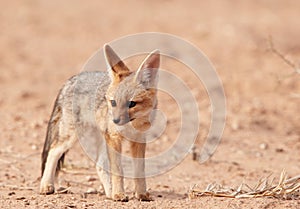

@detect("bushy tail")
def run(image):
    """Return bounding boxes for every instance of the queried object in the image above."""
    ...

[41,96,65,177]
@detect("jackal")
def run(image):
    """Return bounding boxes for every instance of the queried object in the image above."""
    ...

[40,44,160,201]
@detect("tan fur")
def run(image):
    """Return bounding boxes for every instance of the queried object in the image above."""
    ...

[40,44,159,202]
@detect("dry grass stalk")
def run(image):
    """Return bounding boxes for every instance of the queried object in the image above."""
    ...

[268,36,300,76]
[268,36,298,70]
[189,170,300,200]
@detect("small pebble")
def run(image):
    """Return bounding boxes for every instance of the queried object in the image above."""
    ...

[31,144,38,150]
[162,135,169,142]
[43,203,49,207]
[255,152,262,157]
[259,143,268,150]
[8,192,15,196]
[86,176,97,182]
[86,188,97,194]
[65,204,76,208]
[275,148,284,153]
[14,115,22,121]
[32,121,43,129]
[231,120,239,131]
[23,199,30,206]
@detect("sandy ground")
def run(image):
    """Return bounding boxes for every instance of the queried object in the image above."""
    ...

[0,0,300,208]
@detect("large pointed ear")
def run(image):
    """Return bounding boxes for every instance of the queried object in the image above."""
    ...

[104,44,130,83]
[134,50,160,89]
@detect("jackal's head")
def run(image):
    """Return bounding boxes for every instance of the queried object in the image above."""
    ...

[104,44,160,126]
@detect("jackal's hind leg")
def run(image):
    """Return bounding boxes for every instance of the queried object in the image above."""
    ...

[96,166,111,198]
[40,140,73,195]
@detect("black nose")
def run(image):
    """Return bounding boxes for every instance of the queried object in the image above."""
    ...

[113,118,120,124]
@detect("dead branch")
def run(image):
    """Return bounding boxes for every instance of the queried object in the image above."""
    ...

[0,183,35,191]
[60,168,96,176]
[189,170,300,200]
[268,36,300,76]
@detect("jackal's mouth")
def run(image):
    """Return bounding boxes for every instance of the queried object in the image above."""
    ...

[114,118,135,126]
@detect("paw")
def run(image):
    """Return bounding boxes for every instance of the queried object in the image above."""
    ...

[136,192,153,201]
[40,183,55,195]
[113,193,129,202]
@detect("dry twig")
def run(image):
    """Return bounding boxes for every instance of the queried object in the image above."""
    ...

[0,183,35,191]
[60,167,95,176]
[189,170,300,200]
[268,36,299,73]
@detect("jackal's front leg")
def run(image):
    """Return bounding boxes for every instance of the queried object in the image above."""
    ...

[130,141,152,201]
[106,134,128,202]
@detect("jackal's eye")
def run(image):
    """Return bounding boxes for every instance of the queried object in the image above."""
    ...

[110,100,116,107]
[127,101,137,108]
